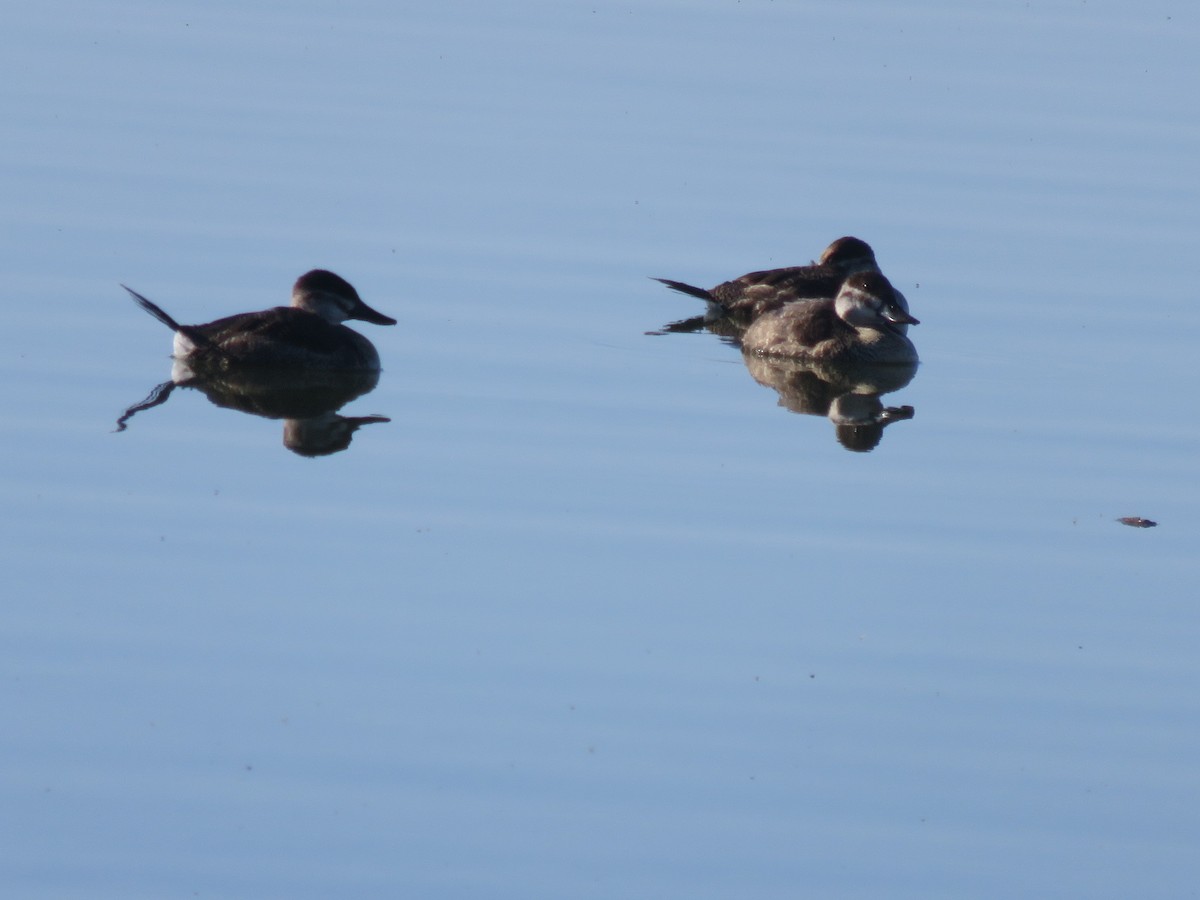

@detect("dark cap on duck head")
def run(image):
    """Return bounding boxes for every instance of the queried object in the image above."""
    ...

[294,269,397,326]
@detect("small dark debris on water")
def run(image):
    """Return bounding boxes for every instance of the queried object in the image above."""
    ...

[1117,516,1157,528]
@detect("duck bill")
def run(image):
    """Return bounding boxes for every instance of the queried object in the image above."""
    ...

[352,302,397,326]
[885,309,920,327]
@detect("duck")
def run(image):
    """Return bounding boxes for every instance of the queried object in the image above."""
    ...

[654,236,908,325]
[124,269,395,371]
[740,271,919,364]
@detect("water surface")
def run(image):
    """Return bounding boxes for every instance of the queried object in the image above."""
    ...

[3,1,1199,898]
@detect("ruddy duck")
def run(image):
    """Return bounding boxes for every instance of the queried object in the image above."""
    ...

[740,271,919,364]
[124,269,395,371]
[655,236,908,324]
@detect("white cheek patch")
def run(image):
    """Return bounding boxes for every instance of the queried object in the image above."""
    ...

[311,292,350,324]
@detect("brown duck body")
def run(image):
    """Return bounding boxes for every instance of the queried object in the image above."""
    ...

[177,307,384,370]
[741,271,919,364]
[686,264,849,320]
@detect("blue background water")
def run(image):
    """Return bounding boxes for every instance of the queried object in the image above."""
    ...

[3,1,1199,897]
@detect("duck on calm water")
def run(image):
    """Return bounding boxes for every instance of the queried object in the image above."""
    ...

[654,235,910,325]
[124,269,396,371]
[740,271,919,364]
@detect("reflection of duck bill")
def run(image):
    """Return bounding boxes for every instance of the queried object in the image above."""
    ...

[284,413,391,457]
[879,405,915,423]
[829,394,914,426]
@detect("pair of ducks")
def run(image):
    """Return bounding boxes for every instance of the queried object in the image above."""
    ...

[655,235,918,364]
[125,236,916,369]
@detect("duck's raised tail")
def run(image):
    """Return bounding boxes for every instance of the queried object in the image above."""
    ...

[651,277,714,302]
[122,284,183,332]
[122,284,222,353]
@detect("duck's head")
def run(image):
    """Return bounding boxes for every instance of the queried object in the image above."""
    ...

[818,236,880,275]
[835,272,919,333]
[292,270,397,326]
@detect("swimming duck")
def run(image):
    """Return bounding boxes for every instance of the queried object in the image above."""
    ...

[124,269,395,371]
[654,236,907,324]
[740,271,919,364]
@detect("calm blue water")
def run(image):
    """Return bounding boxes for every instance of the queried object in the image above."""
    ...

[3,1,1199,898]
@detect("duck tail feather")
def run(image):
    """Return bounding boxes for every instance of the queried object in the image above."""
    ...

[650,277,715,302]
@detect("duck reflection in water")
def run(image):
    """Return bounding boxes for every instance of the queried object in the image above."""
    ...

[116,270,394,456]
[743,354,916,451]
[116,366,390,456]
